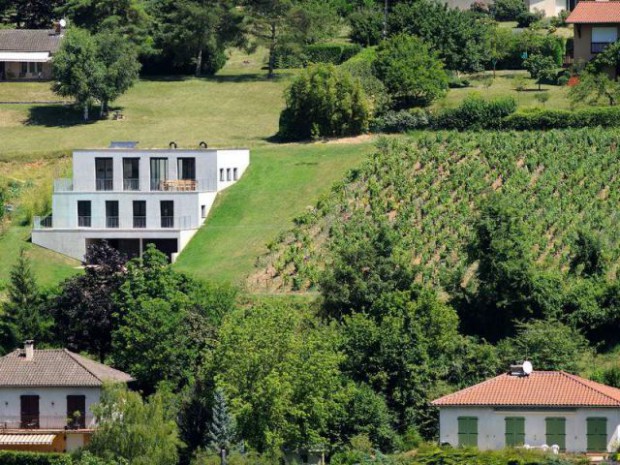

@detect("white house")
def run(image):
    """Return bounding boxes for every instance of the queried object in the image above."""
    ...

[32,141,250,262]
[0,27,64,81]
[432,366,620,453]
[0,341,132,453]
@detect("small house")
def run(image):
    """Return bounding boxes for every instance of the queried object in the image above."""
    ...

[0,341,133,453]
[432,365,620,453]
[0,28,64,81]
[567,2,620,66]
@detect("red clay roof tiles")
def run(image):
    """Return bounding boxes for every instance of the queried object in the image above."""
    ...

[432,371,620,407]
[567,2,620,24]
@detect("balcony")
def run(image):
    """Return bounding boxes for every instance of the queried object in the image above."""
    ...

[35,216,197,230]
[53,177,217,192]
[0,415,93,431]
[78,216,91,227]
[106,216,119,228]
[133,216,146,228]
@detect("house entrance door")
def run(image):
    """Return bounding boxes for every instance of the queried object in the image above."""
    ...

[0,62,5,80]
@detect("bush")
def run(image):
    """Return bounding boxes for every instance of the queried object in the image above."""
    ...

[348,6,384,46]
[373,34,448,108]
[551,9,569,27]
[432,94,517,130]
[0,451,72,465]
[491,0,527,21]
[305,43,362,65]
[278,63,370,141]
[503,106,620,130]
[371,109,430,133]
[517,10,544,28]
[340,48,391,114]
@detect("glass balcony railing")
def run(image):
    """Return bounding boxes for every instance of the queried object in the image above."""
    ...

[123,178,140,191]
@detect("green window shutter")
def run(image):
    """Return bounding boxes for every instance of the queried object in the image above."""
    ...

[505,417,525,447]
[587,418,608,452]
[458,417,478,447]
[545,417,566,451]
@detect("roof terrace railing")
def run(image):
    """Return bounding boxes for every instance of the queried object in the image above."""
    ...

[53,177,217,192]
[0,415,95,431]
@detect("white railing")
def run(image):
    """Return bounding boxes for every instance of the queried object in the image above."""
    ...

[54,177,217,192]
[54,178,73,192]
[33,216,53,229]
[0,415,94,430]
[35,215,197,230]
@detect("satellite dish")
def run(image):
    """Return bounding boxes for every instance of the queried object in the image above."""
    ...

[522,361,533,375]
[59,19,67,28]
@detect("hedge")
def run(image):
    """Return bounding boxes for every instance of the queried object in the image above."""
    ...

[305,43,362,65]
[0,451,72,465]
[504,107,620,130]
[432,95,517,130]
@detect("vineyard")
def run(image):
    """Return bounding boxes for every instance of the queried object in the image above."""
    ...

[250,129,620,292]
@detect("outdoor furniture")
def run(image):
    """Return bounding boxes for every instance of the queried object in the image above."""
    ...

[163,179,196,191]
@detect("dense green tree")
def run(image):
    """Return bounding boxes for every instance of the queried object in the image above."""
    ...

[241,0,340,78]
[11,0,63,28]
[568,72,620,107]
[570,231,607,277]
[153,0,243,77]
[278,63,369,141]
[523,54,557,90]
[58,0,152,54]
[52,27,105,120]
[388,1,493,73]
[47,241,125,360]
[207,388,237,463]
[178,377,215,463]
[490,0,527,21]
[212,301,350,454]
[93,32,141,116]
[112,246,231,392]
[497,319,591,373]
[88,384,182,465]
[348,5,384,46]
[373,34,448,108]
[1,249,50,352]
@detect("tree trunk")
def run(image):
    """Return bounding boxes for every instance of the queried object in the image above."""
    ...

[268,24,277,79]
[220,448,227,465]
[195,49,203,77]
[83,102,89,121]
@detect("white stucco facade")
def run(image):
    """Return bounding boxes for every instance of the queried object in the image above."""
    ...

[32,145,250,261]
[439,406,620,452]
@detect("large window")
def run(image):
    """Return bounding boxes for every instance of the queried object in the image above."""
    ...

[106,201,119,228]
[505,417,525,447]
[177,158,196,180]
[150,158,168,191]
[133,200,146,228]
[587,417,607,452]
[458,416,478,447]
[161,201,174,228]
[20,395,39,429]
[77,200,91,227]
[95,158,114,191]
[545,417,566,451]
[592,27,618,53]
[67,395,86,429]
[123,158,140,191]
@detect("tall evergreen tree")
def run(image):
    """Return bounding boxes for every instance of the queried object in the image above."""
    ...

[208,387,236,464]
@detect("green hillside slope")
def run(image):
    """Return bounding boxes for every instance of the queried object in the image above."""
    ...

[251,129,620,292]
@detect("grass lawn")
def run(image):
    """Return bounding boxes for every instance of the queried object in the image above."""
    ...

[436,70,576,110]
[173,141,373,284]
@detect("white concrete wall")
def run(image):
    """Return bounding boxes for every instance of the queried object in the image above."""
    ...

[527,0,566,17]
[439,407,620,452]
[216,149,251,191]
[0,387,100,429]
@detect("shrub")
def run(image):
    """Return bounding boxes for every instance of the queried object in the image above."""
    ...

[373,34,448,108]
[516,10,544,27]
[491,0,527,21]
[305,43,362,65]
[371,109,430,133]
[278,63,370,141]
[503,106,620,130]
[432,94,517,130]
[340,48,391,114]
[348,6,384,46]
[0,451,72,465]
[551,9,569,27]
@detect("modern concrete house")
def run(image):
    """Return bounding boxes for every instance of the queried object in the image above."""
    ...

[567,2,620,66]
[526,0,569,18]
[432,366,620,453]
[0,341,132,453]
[32,142,250,262]
[0,28,64,81]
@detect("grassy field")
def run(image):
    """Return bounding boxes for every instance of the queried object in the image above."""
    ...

[174,141,372,285]
[435,70,575,110]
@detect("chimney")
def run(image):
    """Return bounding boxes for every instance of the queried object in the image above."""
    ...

[24,340,34,361]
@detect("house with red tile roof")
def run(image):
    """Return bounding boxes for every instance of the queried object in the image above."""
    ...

[567,2,620,66]
[432,365,620,452]
[0,341,132,453]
